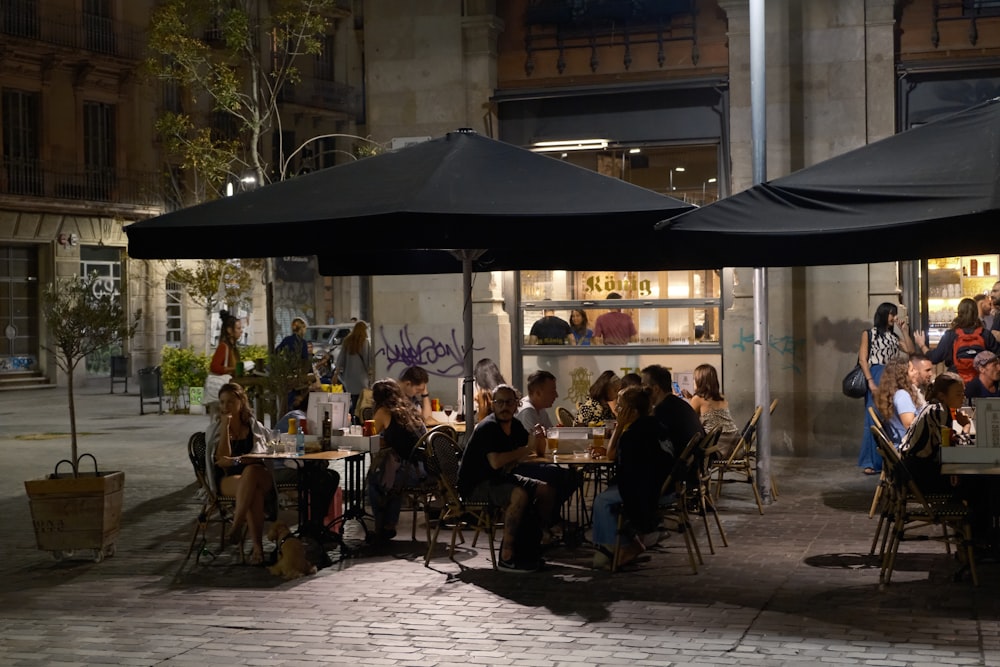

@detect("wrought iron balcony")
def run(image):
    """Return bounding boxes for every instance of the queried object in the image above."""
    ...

[0,159,163,209]
[931,0,1000,46]
[524,0,698,75]
[0,3,145,60]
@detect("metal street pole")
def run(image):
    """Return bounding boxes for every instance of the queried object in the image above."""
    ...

[750,0,772,504]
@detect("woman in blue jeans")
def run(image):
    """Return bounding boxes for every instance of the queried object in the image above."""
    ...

[858,302,912,474]
[591,386,673,569]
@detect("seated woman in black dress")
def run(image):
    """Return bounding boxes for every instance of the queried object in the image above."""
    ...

[207,382,276,564]
[367,378,428,542]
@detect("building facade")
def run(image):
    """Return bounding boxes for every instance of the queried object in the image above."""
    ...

[360,0,1000,458]
[0,0,363,389]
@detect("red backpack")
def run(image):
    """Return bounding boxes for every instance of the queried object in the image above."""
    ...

[952,326,986,383]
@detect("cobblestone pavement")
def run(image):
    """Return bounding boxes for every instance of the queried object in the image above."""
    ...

[1,383,999,667]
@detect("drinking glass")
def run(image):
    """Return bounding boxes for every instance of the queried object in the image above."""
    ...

[546,429,560,458]
[443,404,454,422]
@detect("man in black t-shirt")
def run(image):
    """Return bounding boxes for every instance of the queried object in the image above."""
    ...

[528,309,571,345]
[457,384,554,571]
[640,364,705,459]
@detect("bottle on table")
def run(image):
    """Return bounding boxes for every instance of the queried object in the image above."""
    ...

[296,420,305,456]
[321,410,332,450]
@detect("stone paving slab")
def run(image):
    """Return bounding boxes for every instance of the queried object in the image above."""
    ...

[1,384,999,666]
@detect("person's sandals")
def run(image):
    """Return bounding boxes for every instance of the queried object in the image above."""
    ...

[863,467,879,476]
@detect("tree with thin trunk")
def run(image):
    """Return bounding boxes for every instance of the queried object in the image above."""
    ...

[42,273,141,476]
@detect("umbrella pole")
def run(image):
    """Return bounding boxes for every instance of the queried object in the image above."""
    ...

[457,250,485,444]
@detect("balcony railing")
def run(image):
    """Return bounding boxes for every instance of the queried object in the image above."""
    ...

[524,0,698,74]
[1,159,163,208]
[0,4,145,60]
[277,77,362,116]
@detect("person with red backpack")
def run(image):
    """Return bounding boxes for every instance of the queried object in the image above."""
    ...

[915,297,1000,385]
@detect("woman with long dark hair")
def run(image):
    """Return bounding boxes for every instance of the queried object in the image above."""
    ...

[367,378,428,542]
[568,309,593,346]
[210,310,242,376]
[574,370,620,425]
[858,302,913,474]
[207,382,275,564]
[473,357,507,424]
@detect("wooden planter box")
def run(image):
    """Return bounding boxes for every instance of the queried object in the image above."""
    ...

[24,471,124,562]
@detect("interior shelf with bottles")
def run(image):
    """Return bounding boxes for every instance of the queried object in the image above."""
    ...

[926,254,998,345]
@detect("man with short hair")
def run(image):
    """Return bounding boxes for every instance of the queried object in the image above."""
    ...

[528,309,571,345]
[966,351,1000,400]
[908,352,935,409]
[398,365,439,426]
[457,384,553,572]
[593,292,638,345]
[516,370,558,431]
[640,364,704,458]
[514,369,579,532]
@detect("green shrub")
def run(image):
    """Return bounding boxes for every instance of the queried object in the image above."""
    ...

[161,346,210,409]
[241,344,268,366]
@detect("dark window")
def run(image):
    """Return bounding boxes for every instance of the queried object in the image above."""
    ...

[315,35,335,80]
[166,279,183,346]
[1,88,42,195]
[83,101,116,199]
[83,0,115,54]
[1,0,39,38]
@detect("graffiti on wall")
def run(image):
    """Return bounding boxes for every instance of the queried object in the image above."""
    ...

[0,355,36,372]
[731,326,805,374]
[273,279,315,345]
[375,325,484,377]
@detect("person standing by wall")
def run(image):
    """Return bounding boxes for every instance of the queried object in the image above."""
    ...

[335,321,371,421]
[858,302,913,475]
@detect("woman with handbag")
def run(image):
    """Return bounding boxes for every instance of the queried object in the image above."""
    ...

[857,302,913,475]
[335,320,371,422]
[204,310,242,411]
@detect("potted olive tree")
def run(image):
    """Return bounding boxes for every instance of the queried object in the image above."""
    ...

[24,272,141,562]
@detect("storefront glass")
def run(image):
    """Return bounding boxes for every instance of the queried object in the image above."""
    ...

[926,254,999,344]
[517,268,723,417]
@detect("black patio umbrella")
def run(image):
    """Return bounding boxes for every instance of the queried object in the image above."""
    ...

[655,97,1000,267]
[126,129,692,263]
[126,129,693,430]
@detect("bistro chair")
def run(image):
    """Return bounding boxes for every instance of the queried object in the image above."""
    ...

[690,427,728,555]
[556,406,575,427]
[183,431,244,566]
[709,405,765,514]
[871,426,978,587]
[423,430,499,569]
[611,432,704,574]
[401,424,457,542]
[867,406,892,520]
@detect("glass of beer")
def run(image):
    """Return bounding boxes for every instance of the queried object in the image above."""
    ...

[546,429,559,458]
[592,427,605,450]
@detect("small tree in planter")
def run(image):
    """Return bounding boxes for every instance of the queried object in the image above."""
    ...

[24,272,141,562]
